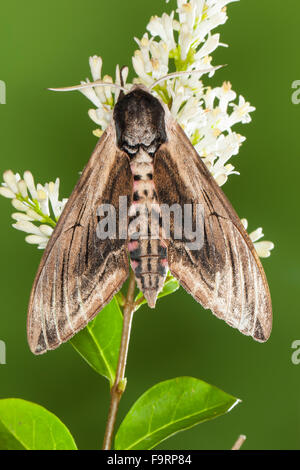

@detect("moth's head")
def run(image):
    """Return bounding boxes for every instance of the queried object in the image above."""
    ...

[113,85,167,155]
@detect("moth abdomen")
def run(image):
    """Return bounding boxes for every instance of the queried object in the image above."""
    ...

[127,144,168,307]
[130,240,168,308]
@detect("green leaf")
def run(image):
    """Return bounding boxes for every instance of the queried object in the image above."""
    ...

[158,277,180,299]
[0,399,77,450]
[135,275,180,310]
[70,297,123,387]
[115,291,125,308]
[115,377,240,450]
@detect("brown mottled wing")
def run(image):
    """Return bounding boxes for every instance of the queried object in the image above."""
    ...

[154,113,272,342]
[27,125,132,354]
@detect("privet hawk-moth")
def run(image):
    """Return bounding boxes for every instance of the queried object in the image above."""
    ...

[27,84,272,354]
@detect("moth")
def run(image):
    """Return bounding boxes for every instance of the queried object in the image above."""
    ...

[28,75,272,354]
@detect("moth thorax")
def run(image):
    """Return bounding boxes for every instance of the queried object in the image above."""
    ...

[131,148,153,164]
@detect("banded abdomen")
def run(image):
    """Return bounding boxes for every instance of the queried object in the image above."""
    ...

[128,148,168,307]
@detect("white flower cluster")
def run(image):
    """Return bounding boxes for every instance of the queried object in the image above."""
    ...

[81,0,253,187]
[132,0,254,186]
[0,170,67,249]
[0,0,274,257]
[241,219,274,258]
[79,57,129,137]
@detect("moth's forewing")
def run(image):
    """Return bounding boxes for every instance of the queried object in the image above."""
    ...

[153,109,272,342]
[27,125,133,354]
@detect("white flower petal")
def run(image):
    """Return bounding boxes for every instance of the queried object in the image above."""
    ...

[241,219,274,258]
[26,209,44,222]
[17,180,28,198]
[215,173,228,186]
[38,242,48,249]
[39,225,53,237]
[147,12,176,50]
[89,55,102,81]
[241,218,248,230]
[254,241,275,258]
[249,227,264,243]
[25,235,48,246]
[12,220,42,236]
[36,185,50,216]
[195,34,220,61]
[79,80,102,108]
[24,171,37,200]
[11,199,28,212]
[0,187,15,199]
[12,212,34,222]
[47,178,62,219]
[3,170,18,194]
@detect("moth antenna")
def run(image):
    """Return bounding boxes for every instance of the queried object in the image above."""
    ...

[117,66,129,102]
[48,80,127,93]
[149,65,226,90]
[120,66,128,88]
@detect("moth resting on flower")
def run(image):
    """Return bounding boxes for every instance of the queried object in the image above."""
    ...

[0,0,274,354]
[26,80,272,354]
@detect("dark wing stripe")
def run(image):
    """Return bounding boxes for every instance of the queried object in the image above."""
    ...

[251,252,260,337]
[234,227,245,330]
[39,271,48,350]
[224,228,233,324]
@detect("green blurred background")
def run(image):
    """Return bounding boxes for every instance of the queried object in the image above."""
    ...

[0,0,299,450]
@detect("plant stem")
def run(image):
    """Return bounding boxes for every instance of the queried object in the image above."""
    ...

[231,434,246,450]
[102,269,136,450]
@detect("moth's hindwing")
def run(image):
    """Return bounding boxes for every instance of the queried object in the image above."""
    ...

[154,112,272,342]
[27,125,133,354]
